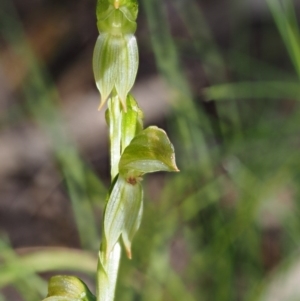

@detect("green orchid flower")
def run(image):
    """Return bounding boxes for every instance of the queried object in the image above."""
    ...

[104,126,179,259]
[93,0,139,111]
[43,2,179,301]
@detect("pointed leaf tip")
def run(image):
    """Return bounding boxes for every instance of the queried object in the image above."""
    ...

[120,97,127,112]
[98,96,107,111]
[125,247,132,260]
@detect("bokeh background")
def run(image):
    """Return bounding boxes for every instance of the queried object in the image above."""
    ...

[1,0,300,300]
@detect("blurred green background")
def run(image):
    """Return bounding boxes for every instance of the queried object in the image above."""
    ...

[1,0,300,300]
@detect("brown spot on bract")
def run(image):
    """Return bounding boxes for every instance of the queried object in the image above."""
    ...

[126,177,137,185]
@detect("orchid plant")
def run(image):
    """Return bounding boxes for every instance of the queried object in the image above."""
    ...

[42,1,178,301]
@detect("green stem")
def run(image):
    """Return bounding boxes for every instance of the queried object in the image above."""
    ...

[108,90,122,180]
[97,90,123,301]
[96,242,121,301]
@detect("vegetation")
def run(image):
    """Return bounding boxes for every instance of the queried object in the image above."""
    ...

[1,0,300,301]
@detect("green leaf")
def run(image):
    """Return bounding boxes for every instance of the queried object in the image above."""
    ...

[119,126,179,178]
[121,94,144,152]
[104,175,143,257]
[93,33,116,109]
[203,81,300,101]
[43,275,96,301]
[93,34,138,111]
[43,297,74,301]
[121,190,143,259]
[115,35,138,110]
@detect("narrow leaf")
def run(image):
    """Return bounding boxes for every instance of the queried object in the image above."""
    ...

[203,81,300,101]
[121,94,143,152]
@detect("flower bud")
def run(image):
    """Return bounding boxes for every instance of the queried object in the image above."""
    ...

[93,33,138,111]
[93,0,139,111]
[43,275,95,301]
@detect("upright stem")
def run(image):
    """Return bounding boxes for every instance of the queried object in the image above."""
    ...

[96,241,121,301]
[96,90,123,301]
[108,90,122,180]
